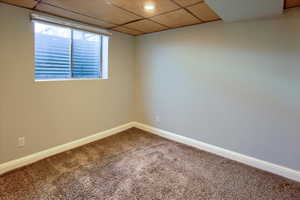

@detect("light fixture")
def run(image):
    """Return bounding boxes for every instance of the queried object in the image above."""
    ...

[144,4,155,11]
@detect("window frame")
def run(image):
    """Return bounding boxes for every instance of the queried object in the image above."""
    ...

[33,20,109,82]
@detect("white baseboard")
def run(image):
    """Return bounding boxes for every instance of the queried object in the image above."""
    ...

[133,122,300,183]
[1,121,300,183]
[0,122,135,175]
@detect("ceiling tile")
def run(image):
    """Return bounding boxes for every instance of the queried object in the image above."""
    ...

[172,0,203,7]
[286,0,300,8]
[42,0,141,25]
[112,26,143,36]
[108,0,180,17]
[0,0,37,8]
[36,3,115,28]
[151,9,201,28]
[124,19,167,33]
[187,3,220,22]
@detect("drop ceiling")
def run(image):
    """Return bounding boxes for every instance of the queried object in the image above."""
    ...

[0,0,299,36]
[285,0,300,9]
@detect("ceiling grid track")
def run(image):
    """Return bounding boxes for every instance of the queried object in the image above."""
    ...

[1,0,299,35]
[169,0,205,22]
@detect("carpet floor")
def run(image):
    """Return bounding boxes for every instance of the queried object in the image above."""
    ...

[0,128,300,200]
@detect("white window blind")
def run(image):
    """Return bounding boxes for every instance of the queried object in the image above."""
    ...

[32,13,110,81]
[34,22,72,80]
[72,29,102,78]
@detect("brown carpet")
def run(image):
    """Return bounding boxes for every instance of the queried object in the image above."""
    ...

[0,128,300,200]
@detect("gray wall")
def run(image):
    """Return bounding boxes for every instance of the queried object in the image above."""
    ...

[135,8,300,171]
[0,3,135,164]
[1,2,300,172]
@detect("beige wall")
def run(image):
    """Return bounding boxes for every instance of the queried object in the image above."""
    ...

[0,3,135,163]
[136,8,300,171]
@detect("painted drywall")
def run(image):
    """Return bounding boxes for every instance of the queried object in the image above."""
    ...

[135,7,300,171]
[1,1,300,173]
[206,0,283,22]
[0,3,135,163]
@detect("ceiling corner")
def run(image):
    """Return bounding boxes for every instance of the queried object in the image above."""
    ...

[205,0,284,22]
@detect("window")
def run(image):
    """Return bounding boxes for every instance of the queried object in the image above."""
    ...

[34,21,109,81]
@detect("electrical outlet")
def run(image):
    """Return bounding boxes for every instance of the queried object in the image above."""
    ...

[155,115,160,123]
[18,137,25,147]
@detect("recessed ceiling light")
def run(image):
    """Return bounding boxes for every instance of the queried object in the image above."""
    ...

[144,4,155,11]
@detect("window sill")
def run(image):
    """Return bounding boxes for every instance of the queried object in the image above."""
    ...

[35,78,108,82]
